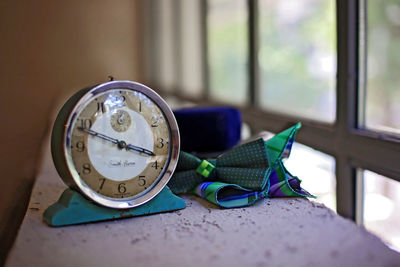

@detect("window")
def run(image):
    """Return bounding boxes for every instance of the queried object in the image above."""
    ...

[143,0,400,250]
[259,0,336,122]
[361,0,400,134]
[362,170,400,251]
[208,0,248,104]
[205,0,400,240]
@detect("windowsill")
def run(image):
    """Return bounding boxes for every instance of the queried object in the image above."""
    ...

[5,138,400,267]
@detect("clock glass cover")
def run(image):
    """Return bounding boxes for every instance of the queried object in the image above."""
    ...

[55,81,179,209]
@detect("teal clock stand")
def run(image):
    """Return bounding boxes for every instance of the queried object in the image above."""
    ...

[43,186,186,227]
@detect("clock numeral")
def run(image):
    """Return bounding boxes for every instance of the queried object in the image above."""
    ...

[99,178,106,190]
[118,183,127,194]
[97,102,105,113]
[151,116,159,127]
[156,138,165,148]
[138,102,142,112]
[151,161,158,169]
[138,176,146,186]
[82,163,91,174]
[110,95,126,106]
[76,141,85,152]
[116,95,126,102]
[79,118,92,129]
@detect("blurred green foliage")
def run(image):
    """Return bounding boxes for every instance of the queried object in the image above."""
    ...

[258,0,336,122]
[366,0,400,132]
[208,0,399,131]
[208,0,248,104]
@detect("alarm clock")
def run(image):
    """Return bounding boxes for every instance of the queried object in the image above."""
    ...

[51,80,180,209]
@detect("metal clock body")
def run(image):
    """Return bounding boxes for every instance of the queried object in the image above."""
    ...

[51,81,180,209]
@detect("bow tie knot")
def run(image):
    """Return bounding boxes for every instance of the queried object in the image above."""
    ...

[196,159,216,178]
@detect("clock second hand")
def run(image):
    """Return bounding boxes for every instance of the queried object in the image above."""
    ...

[77,127,155,156]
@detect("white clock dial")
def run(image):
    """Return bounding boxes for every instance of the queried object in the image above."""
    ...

[87,106,154,181]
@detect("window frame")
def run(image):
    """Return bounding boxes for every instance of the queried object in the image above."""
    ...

[203,0,400,221]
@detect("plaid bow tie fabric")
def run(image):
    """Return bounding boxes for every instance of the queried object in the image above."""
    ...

[167,123,315,208]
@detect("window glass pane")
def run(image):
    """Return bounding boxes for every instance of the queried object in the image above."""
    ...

[259,0,336,122]
[363,170,400,252]
[180,0,205,98]
[208,0,248,104]
[362,1,400,134]
[285,142,336,211]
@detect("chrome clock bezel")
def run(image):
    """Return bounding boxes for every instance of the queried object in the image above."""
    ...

[61,81,180,209]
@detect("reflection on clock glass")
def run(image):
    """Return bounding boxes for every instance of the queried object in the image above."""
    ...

[68,89,171,199]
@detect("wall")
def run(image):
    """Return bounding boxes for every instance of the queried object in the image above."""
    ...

[0,0,144,261]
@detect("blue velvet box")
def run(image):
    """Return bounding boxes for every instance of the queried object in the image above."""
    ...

[173,107,241,153]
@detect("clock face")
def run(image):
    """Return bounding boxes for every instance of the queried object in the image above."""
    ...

[62,83,178,208]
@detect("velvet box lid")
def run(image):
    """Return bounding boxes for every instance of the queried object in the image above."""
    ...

[173,106,241,153]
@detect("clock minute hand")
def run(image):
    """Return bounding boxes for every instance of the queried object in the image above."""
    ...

[77,127,155,156]
[77,127,118,145]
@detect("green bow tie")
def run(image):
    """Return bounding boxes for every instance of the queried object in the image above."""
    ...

[168,138,270,194]
[168,123,303,195]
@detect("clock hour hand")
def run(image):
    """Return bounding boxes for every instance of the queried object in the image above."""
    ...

[77,127,155,156]
[125,143,155,156]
